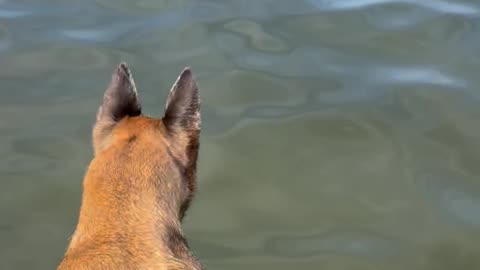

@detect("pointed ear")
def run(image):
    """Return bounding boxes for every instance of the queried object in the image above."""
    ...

[163,67,200,134]
[93,63,141,154]
[163,68,200,220]
[97,62,141,124]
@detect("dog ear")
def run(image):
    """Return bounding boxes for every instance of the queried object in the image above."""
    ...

[97,62,141,124]
[163,67,200,135]
[163,68,200,220]
[93,63,141,154]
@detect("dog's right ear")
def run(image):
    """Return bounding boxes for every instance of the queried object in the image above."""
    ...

[162,68,200,219]
[93,62,141,154]
[163,67,200,135]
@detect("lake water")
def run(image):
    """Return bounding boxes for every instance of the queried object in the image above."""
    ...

[1,0,480,269]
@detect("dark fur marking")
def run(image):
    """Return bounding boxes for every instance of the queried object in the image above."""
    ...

[165,147,195,221]
[165,224,189,257]
[166,147,187,179]
[164,225,204,270]
[180,135,199,220]
[127,135,137,143]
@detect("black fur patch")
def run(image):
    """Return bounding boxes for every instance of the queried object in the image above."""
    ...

[127,135,137,143]
[164,224,189,258]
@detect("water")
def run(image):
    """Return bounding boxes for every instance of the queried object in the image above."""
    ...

[1,0,480,269]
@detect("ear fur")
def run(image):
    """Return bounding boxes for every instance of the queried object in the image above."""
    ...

[163,68,200,134]
[97,62,141,124]
[93,62,141,154]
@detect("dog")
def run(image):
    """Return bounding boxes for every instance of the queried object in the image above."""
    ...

[57,63,203,270]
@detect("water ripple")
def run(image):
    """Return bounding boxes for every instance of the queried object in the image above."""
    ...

[264,230,401,259]
[306,0,478,15]
[226,43,467,89]
[0,9,31,18]
[57,12,186,43]
[417,170,480,227]
[1,1,480,269]
[60,28,129,43]
[370,66,467,87]
[223,19,290,53]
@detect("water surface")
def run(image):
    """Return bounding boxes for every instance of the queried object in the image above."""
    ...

[1,0,480,269]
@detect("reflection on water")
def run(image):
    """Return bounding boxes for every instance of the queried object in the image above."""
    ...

[1,0,480,269]
[418,170,480,226]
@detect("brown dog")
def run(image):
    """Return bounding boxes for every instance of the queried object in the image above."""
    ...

[57,63,203,270]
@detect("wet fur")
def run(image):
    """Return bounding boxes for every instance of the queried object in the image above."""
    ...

[57,63,203,270]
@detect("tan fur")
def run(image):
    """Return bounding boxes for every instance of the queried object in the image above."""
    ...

[57,64,203,270]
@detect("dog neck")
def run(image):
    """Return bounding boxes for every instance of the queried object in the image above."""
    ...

[65,182,202,269]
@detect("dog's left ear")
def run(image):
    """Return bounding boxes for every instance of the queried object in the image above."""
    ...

[97,62,142,124]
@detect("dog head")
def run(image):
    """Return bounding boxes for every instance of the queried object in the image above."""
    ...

[92,63,200,221]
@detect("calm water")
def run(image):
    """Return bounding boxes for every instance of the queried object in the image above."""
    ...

[1,0,480,269]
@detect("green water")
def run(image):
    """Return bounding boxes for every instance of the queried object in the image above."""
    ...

[1,0,480,269]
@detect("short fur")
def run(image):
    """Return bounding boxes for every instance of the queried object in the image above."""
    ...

[57,63,203,270]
